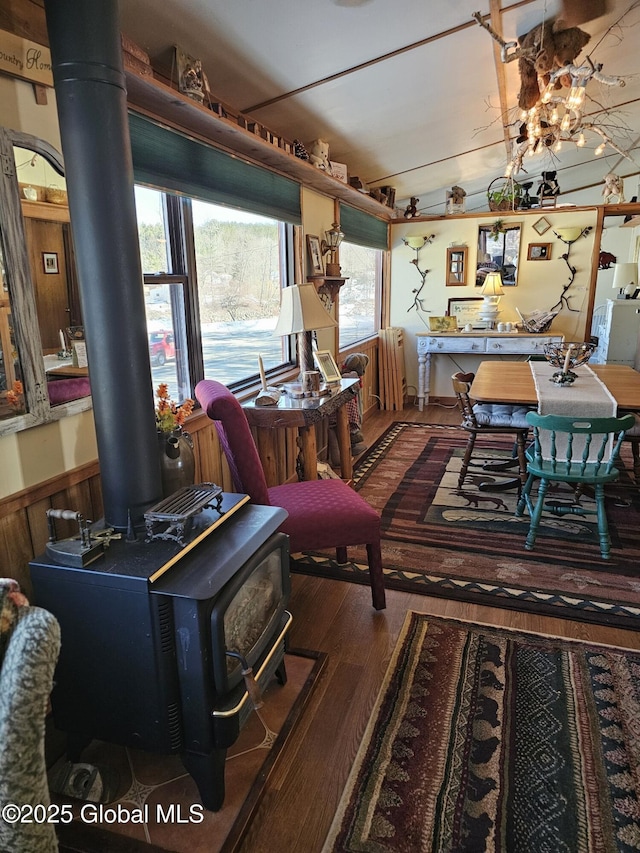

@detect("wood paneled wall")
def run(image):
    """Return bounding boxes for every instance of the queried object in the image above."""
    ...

[1,336,382,596]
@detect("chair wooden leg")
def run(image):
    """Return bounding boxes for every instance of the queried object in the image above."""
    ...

[594,482,612,560]
[515,474,534,517]
[524,477,548,551]
[365,541,386,610]
[458,434,476,488]
[335,547,348,565]
[516,433,527,489]
[632,441,640,483]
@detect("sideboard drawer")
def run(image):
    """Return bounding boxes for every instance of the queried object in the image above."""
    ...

[418,336,486,354]
[485,335,560,355]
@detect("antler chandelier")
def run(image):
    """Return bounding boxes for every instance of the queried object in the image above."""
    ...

[508,59,627,173]
[473,10,632,176]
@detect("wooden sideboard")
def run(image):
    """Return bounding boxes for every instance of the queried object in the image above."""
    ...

[415,331,564,410]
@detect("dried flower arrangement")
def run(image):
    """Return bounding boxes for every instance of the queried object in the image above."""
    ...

[5,381,24,414]
[155,383,194,433]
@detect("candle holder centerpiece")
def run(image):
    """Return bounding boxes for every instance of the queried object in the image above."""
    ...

[543,341,596,385]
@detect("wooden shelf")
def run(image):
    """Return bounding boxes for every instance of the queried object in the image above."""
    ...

[20,199,69,223]
[395,202,640,224]
[124,70,394,222]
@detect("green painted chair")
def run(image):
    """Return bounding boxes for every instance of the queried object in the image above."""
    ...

[515,411,635,560]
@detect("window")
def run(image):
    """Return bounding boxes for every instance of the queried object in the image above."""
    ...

[338,241,382,349]
[191,200,289,385]
[135,187,294,402]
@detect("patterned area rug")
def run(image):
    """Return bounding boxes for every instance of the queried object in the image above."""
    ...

[293,423,640,627]
[322,612,640,852]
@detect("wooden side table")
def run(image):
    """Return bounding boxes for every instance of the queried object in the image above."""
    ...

[243,377,359,485]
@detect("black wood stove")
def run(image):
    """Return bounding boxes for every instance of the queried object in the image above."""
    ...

[30,494,291,811]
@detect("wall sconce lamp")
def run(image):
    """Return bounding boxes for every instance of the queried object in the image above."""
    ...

[272,283,337,375]
[480,272,504,327]
[612,263,639,299]
[402,235,435,251]
[553,226,592,244]
[320,222,344,276]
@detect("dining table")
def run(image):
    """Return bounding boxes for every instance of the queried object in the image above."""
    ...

[470,361,640,411]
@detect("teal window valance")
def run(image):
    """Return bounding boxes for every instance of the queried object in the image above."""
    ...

[128,113,302,224]
[339,202,388,250]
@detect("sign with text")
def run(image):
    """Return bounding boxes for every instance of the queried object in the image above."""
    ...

[0,29,53,87]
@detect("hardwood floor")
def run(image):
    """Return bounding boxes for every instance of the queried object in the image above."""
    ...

[236,401,640,852]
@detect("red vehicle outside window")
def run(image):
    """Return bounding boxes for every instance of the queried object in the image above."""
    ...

[148,330,175,366]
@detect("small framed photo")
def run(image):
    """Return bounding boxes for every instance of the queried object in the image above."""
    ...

[43,252,59,274]
[314,350,342,384]
[533,216,551,236]
[306,235,324,275]
[428,315,458,332]
[527,243,552,261]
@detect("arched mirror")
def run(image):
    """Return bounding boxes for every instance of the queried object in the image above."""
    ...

[476,222,522,287]
[0,127,90,435]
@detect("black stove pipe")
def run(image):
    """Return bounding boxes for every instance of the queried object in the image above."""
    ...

[44,0,162,530]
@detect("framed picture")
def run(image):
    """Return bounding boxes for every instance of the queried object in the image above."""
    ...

[428,315,458,332]
[42,252,58,274]
[527,243,551,260]
[446,246,468,286]
[306,235,324,275]
[447,297,487,329]
[314,350,341,384]
[533,216,551,236]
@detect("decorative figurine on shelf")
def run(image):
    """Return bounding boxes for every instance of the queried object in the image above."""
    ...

[519,182,538,209]
[404,197,419,218]
[538,171,560,205]
[602,173,625,204]
[306,139,330,171]
[293,139,310,160]
[176,47,206,104]
[446,185,466,214]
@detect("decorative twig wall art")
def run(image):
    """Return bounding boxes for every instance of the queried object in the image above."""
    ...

[548,227,593,315]
[403,235,436,327]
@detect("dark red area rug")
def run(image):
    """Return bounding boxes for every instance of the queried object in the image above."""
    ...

[293,423,640,627]
[322,612,640,851]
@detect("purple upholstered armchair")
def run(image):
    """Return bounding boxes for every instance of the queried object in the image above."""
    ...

[195,380,386,610]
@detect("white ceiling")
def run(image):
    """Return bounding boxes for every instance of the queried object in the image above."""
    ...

[119,0,640,215]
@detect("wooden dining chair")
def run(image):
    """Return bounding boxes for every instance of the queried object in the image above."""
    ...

[451,372,532,491]
[620,412,640,483]
[515,411,635,560]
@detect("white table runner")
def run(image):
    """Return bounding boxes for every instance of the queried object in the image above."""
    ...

[529,362,616,417]
[528,362,617,462]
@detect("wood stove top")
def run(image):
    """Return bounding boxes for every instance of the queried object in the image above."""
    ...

[31,495,288,599]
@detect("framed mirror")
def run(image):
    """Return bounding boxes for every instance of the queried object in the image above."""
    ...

[476,222,522,287]
[446,246,467,286]
[0,127,91,435]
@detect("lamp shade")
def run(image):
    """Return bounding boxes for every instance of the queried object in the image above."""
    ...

[481,272,504,297]
[612,263,639,292]
[404,235,427,250]
[272,284,337,336]
[554,227,583,242]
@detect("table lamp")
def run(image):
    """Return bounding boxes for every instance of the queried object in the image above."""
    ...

[612,262,639,299]
[480,272,504,327]
[273,284,337,374]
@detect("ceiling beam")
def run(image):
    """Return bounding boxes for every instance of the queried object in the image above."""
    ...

[488,0,514,164]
